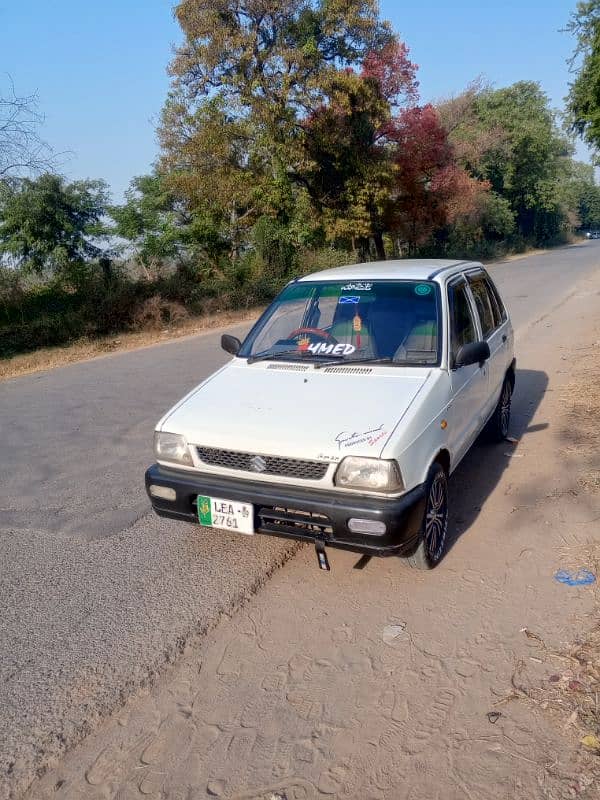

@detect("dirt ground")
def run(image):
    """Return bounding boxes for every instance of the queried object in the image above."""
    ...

[22,271,600,800]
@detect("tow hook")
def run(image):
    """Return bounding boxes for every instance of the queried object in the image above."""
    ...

[315,537,330,571]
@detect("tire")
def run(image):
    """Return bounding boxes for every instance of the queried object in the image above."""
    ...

[486,377,512,442]
[406,462,449,570]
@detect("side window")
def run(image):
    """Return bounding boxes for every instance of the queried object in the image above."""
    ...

[484,276,507,325]
[448,280,477,364]
[467,275,495,338]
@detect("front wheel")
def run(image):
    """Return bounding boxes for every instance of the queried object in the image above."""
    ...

[486,377,512,442]
[406,463,449,570]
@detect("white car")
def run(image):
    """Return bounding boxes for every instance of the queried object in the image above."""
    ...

[146,259,515,570]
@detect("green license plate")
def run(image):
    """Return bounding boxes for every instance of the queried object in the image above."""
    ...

[197,495,254,535]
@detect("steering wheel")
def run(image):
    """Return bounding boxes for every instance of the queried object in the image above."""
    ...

[287,327,338,346]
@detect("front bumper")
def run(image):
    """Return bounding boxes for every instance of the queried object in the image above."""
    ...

[145,464,426,557]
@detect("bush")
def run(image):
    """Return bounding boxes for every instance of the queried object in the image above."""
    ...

[0,245,354,358]
[131,295,188,330]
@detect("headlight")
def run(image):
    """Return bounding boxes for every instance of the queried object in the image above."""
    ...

[154,431,193,466]
[334,456,404,492]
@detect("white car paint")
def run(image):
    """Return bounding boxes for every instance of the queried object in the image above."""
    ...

[155,259,514,498]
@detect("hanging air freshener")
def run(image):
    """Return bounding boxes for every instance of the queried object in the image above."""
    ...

[353,313,362,348]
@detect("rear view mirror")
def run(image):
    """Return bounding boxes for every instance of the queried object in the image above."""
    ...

[221,334,241,356]
[454,340,490,368]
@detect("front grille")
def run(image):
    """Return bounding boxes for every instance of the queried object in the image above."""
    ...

[258,506,333,537]
[196,446,328,480]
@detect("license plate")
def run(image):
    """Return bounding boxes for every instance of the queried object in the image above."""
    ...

[197,495,254,535]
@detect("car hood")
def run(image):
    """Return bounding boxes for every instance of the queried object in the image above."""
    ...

[160,361,432,461]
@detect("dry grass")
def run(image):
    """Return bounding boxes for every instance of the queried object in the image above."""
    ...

[0,306,262,382]
[559,365,600,493]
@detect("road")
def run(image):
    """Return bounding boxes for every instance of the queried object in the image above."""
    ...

[1,243,599,799]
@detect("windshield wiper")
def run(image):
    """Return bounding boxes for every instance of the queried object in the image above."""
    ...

[246,349,307,364]
[313,356,398,369]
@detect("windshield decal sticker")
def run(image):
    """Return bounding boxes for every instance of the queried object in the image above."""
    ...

[338,295,360,304]
[341,282,373,291]
[415,283,432,296]
[335,424,388,450]
[307,342,356,355]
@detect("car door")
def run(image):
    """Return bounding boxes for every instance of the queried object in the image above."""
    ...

[467,271,507,420]
[447,276,488,465]
[466,270,511,420]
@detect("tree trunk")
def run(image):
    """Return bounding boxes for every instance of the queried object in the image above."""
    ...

[373,231,386,260]
[356,236,370,262]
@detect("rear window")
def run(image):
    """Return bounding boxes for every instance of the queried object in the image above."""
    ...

[467,275,496,337]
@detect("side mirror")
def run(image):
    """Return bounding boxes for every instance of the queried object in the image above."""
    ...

[221,334,241,356]
[454,340,490,368]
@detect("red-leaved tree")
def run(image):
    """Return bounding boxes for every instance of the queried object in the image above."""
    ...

[385,105,487,251]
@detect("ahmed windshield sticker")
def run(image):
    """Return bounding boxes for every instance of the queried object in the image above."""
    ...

[339,295,360,304]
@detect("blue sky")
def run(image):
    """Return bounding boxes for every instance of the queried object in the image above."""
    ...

[1,1,587,201]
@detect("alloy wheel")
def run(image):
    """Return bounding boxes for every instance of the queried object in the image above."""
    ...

[425,472,448,562]
[500,381,512,438]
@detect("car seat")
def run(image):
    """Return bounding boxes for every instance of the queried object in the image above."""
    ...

[394,317,437,363]
[330,302,377,357]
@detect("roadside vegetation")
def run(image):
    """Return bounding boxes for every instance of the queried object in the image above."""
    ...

[2,0,600,359]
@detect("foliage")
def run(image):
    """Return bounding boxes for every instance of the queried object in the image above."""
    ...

[567,1,600,152]
[437,81,573,247]
[0,173,110,281]
[109,174,182,269]
[560,159,600,228]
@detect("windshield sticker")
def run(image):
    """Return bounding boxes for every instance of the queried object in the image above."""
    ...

[341,282,373,291]
[415,283,432,296]
[339,295,360,304]
[335,424,388,450]
[307,342,356,356]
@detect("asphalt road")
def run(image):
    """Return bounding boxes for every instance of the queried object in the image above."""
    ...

[1,242,600,799]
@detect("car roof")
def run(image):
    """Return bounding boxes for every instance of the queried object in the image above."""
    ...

[297,258,483,283]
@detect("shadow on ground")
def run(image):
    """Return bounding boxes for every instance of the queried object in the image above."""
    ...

[444,368,549,555]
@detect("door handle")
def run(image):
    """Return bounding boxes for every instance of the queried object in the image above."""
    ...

[502,334,507,343]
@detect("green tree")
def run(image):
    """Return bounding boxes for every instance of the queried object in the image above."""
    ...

[566,1,600,151]
[0,173,109,280]
[473,82,571,243]
[109,173,190,276]
[560,159,600,228]
[159,0,393,259]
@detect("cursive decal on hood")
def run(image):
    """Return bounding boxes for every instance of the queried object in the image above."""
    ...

[335,424,388,450]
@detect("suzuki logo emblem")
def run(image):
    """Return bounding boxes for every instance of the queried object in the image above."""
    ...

[249,455,267,473]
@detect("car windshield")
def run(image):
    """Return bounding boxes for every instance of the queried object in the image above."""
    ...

[239,279,440,366]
